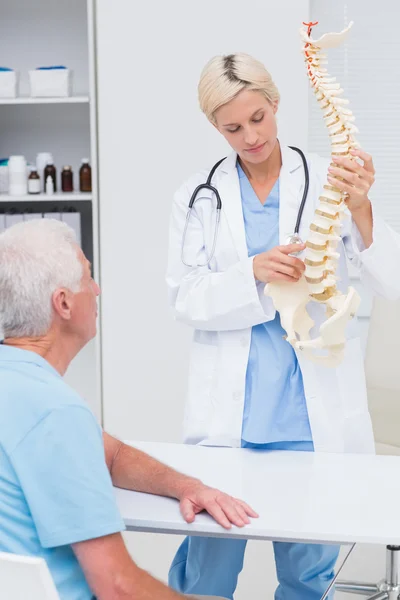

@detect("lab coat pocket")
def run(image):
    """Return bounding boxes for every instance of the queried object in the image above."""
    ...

[337,336,368,417]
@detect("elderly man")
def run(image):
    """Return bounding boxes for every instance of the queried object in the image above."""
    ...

[0,219,257,600]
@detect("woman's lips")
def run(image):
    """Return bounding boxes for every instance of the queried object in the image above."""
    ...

[245,143,265,154]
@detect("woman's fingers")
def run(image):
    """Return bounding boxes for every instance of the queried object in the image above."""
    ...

[273,249,305,274]
[328,166,371,190]
[331,153,375,183]
[350,148,375,174]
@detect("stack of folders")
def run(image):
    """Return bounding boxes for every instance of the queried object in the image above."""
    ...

[0,211,81,246]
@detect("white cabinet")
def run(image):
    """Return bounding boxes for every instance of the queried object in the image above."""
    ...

[0,0,102,419]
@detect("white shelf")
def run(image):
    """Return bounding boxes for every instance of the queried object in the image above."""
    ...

[0,96,90,105]
[0,192,92,202]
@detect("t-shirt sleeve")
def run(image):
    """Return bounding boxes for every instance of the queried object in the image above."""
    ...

[9,405,125,548]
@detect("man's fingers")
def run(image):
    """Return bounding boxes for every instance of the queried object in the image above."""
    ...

[236,499,259,518]
[205,501,232,529]
[216,497,249,527]
[180,498,195,523]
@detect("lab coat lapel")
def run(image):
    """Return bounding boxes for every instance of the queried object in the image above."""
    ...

[217,146,305,259]
[218,151,249,261]
[279,145,305,245]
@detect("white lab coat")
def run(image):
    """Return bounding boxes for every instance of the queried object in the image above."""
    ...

[166,145,400,453]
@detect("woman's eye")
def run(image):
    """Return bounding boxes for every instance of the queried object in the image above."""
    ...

[253,115,264,123]
[227,127,240,133]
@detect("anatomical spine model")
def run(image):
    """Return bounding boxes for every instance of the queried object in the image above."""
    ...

[265,21,360,367]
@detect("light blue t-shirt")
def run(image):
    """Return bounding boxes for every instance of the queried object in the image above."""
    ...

[0,345,125,600]
[237,162,313,445]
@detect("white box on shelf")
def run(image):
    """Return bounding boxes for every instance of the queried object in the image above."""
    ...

[0,166,9,194]
[29,68,72,98]
[0,70,18,98]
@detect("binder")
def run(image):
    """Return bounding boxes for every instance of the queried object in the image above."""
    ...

[4,213,24,229]
[23,213,43,222]
[43,212,61,221]
[61,212,81,246]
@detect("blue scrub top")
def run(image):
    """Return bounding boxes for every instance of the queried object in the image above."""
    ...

[237,162,313,445]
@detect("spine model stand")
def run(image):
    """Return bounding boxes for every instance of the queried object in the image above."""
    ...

[265,21,361,367]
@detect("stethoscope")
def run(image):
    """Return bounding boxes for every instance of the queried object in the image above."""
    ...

[181,146,309,268]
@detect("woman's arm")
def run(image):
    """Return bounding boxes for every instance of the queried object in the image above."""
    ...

[331,149,400,300]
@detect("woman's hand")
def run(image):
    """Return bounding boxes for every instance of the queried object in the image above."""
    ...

[253,244,306,284]
[327,148,375,248]
[327,148,375,214]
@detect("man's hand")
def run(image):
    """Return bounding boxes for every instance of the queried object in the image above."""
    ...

[103,434,258,530]
[179,482,259,529]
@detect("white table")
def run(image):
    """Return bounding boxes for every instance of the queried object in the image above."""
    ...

[116,441,400,546]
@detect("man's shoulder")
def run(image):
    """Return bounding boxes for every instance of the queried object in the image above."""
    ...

[0,361,94,454]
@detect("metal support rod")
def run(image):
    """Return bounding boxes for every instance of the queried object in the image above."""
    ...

[386,546,400,586]
[335,582,379,595]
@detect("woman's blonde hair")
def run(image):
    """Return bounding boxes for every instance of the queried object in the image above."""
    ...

[198,53,280,124]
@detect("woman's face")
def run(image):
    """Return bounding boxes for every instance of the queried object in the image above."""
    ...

[214,89,278,164]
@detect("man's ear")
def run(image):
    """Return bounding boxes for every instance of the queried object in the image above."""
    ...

[52,288,73,321]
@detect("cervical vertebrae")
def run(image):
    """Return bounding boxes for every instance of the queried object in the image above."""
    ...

[264,21,361,367]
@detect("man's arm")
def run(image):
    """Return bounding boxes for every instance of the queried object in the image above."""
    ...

[103,432,200,498]
[73,533,185,600]
[103,432,258,529]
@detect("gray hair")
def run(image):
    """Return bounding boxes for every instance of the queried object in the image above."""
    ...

[198,53,280,124]
[0,218,83,338]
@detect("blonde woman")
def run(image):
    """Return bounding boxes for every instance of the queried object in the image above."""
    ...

[166,53,400,599]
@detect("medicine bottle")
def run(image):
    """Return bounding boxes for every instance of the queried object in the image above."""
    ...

[79,159,92,193]
[61,166,74,192]
[44,161,57,192]
[28,168,41,195]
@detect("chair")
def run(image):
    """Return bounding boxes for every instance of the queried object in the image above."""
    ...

[0,551,60,599]
[336,296,400,598]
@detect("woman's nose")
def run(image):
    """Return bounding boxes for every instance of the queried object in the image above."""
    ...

[243,128,259,147]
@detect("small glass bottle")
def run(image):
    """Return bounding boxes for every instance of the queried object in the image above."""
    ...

[36,152,53,191]
[45,175,54,196]
[28,167,41,195]
[44,161,57,192]
[79,159,92,193]
[61,166,74,192]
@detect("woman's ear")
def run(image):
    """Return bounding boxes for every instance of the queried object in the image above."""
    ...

[272,101,279,115]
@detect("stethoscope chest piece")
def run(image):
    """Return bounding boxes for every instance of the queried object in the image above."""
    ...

[285,233,304,255]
